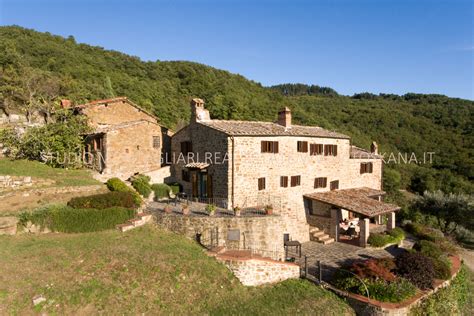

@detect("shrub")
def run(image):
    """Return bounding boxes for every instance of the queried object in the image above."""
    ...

[131,174,152,198]
[166,182,180,194]
[365,278,417,303]
[19,205,136,233]
[106,177,142,206]
[414,240,452,280]
[206,204,216,215]
[388,227,405,240]
[68,191,138,209]
[396,251,435,289]
[151,183,171,199]
[106,177,130,192]
[404,222,442,242]
[350,258,396,282]
[367,231,404,247]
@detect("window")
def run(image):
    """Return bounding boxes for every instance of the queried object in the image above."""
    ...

[324,144,338,156]
[182,170,190,182]
[291,175,301,187]
[181,141,192,155]
[261,141,279,153]
[258,177,266,190]
[314,177,327,188]
[360,162,373,174]
[153,136,161,149]
[310,143,323,155]
[330,180,339,191]
[297,141,308,153]
[280,176,288,187]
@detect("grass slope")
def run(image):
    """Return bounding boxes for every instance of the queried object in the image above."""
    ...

[0,225,354,315]
[0,159,100,187]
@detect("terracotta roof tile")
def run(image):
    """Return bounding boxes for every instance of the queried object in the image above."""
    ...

[350,146,382,159]
[198,120,350,138]
[304,187,399,217]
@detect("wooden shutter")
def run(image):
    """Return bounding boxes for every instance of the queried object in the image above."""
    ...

[274,141,279,153]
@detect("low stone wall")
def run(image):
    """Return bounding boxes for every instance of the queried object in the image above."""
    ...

[213,252,300,286]
[0,175,34,189]
[154,211,286,260]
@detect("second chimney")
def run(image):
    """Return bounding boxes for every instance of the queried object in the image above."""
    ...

[370,141,378,154]
[277,107,292,128]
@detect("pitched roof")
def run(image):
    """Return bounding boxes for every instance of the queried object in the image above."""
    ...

[350,146,382,159]
[198,120,350,139]
[89,119,159,134]
[76,97,159,122]
[304,187,399,217]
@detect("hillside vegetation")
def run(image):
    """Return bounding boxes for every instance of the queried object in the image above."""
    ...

[0,225,354,315]
[0,26,472,194]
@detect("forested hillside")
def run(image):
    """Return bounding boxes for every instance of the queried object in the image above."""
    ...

[0,26,473,194]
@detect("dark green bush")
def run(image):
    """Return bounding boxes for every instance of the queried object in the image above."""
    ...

[151,183,171,199]
[396,251,435,289]
[106,177,142,206]
[166,182,180,194]
[68,191,138,209]
[414,240,452,280]
[131,174,152,198]
[20,205,136,233]
[404,222,442,242]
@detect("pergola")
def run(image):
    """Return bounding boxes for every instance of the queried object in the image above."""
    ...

[304,187,400,247]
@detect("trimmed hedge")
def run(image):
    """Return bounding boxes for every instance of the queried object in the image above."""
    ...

[19,205,136,233]
[67,191,138,209]
[106,177,142,206]
[368,228,405,247]
[131,174,152,198]
[151,183,171,199]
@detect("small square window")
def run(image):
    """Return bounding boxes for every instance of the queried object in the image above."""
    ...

[153,136,161,149]
[258,177,266,190]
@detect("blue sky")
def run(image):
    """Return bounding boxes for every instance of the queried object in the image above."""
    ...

[1,0,472,99]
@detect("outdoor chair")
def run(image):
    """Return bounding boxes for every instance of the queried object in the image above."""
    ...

[346,227,357,239]
[284,233,301,258]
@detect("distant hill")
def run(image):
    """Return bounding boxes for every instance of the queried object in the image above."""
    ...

[0,25,472,193]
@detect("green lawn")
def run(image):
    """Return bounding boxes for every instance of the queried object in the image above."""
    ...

[0,225,354,315]
[0,159,100,187]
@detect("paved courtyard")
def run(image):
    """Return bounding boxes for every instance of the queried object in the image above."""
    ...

[291,241,406,281]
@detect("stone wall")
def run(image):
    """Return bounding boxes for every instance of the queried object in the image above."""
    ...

[0,176,34,189]
[170,123,230,199]
[155,211,285,260]
[80,99,156,127]
[100,121,163,180]
[214,255,300,286]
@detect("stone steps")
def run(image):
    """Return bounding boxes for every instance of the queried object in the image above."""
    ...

[116,212,153,232]
[309,226,335,245]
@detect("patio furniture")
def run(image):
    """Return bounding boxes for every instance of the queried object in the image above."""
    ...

[284,234,301,258]
[346,227,357,239]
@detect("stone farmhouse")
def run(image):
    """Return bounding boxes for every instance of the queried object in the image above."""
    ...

[171,99,400,247]
[66,97,171,182]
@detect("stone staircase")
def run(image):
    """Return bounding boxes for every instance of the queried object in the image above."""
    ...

[309,226,334,245]
[116,212,153,232]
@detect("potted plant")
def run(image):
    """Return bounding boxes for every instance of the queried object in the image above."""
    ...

[206,204,217,216]
[164,205,172,213]
[234,206,241,217]
[182,204,190,215]
[264,204,273,215]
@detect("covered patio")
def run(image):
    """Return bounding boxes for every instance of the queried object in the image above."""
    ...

[304,187,400,247]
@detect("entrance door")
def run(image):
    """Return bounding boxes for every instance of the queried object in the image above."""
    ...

[191,171,212,199]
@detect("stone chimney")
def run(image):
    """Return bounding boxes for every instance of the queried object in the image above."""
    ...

[190,98,210,122]
[370,141,378,154]
[277,107,292,128]
[60,99,72,109]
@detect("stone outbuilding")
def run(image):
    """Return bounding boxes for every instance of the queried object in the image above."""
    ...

[70,97,171,181]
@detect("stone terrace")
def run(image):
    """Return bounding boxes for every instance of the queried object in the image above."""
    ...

[292,241,407,281]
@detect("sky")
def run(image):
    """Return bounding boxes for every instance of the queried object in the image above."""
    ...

[0,0,473,99]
